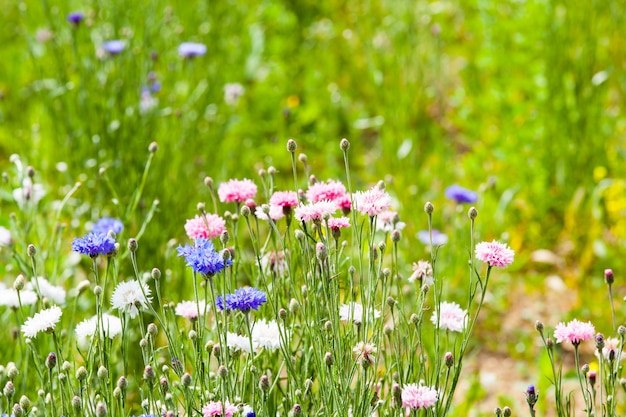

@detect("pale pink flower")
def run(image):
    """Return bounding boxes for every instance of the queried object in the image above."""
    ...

[353,341,377,367]
[408,261,434,287]
[376,210,405,232]
[260,250,288,276]
[327,216,350,230]
[269,191,299,208]
[401,383,438,410]
[595,337,625,362]
[475,240,514,268]
[294,201,337,222]
[218,179,257,203]
[431,301,467,332]
[184,214,226,240]
[353,187,392,216]
[255,205,284,221]
[554,319,595,346]
[339,302,380,324]
[202,400,237,417]
[306,180,347,203]
[175,300,207,320]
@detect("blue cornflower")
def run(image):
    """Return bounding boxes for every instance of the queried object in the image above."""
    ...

[216,287,266,312]
[92,217,124,236]
[66,11,84,26]
[177,238,231,276]
[102,40,125,55]
[444,184,478,204]
[178,42,207,58]
[417,229,448,246]
[72,233,116,258]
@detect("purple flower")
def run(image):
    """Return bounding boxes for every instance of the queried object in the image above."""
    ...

[417,229,448,246]
[178,42,207,58]
[444,184,477,204]
[92,218,123,236]
[102,40,125,55]
[67,11,85,26]
[216,287,267,312]
[72,233,116,258]
[177,238,231,276]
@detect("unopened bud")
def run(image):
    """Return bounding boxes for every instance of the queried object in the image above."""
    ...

[147,323,158,337]
[181,373,192,387]
[424,202,434,214]
[324,352,333,367]
[535,320,544,333]
[19,395,30,411]
[503,407,511,417]
[76,366,87,382]
[45,352,57,369]
[468,207,478,220]
[144,366,156,382]
[391,229,401,243]
[259,375,270,392]
[340,138,350,151]
[13,275,25,291]
[4,381,15,397]
[445,352,454,367]
[316,242,327,261]
[97,366,108,381]
[218,365,228,378]
[148,142,158,153]
[96,401,107,417]
[287,139,297,153]
[289,404,302,417]
[240,205,251,217]
[117,376,128,389]
[72,396,82,412]
[289,298,300,313]
[151,268,161,280]
[605,269,615,285]
[27,244,36,257]
[128,238,138,252]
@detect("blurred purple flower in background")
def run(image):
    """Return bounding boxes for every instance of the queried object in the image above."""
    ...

[178,42,207,58]
[102,40,125,55]
[67,11,85,26]
[444,184,477,204]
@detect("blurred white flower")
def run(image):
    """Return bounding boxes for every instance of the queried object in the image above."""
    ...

[224,83,244,106]
[13,178,45,207]
[27,277,66,304]
[111,280,152,318]
[339,302,381,324]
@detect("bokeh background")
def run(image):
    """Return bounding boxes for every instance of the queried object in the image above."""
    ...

[1,0,625,413]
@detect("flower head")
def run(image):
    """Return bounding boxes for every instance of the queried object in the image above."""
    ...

[226,332,252,354]
[177,238,232,276]
[353,341,377,367]
[92,218,123,236]
[294,200,337,222]
[306,180,347,203]
[184,214,226,240]
[27,277,66,304]
[252,319,285,351]
[401,384,438,410]
[202,400,237,417]
[111,280,152,319]
[72,233,116,258]
[269,191,299,208]
[408,261,434,287]
[66,11,85,26]
[444,184,477,204]
[353,186,392,217]
[0,284,37,308]
[554,319,596,346]
[260,250,288,276]
[224,83,245,106]
[339,302,380,324]
[255,205,284,221]
[102,40,125,55]
[216,287,267,312]
[475,240,514,268]
[21,305,62,338]
[327,216,350,230]
[417,229,448,246]
[376,210,405,232]
[431,301,467,332]
[218,179,257,203]
[175,300,207,320]
[13,178,45,207]
[75,314,122,344]
[595,337,625,362]
[0,226,11,246]
[178,42,207,58]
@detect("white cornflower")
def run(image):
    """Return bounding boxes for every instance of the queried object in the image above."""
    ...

[0,226,11,246]
[431,301,467,333]
[0,283,38,308]
[339,302,381,324]
[13,177,45,207]
[226,332,252,354]
[408,260,434,287]
[27,277,66,304]
[175,300,207,320]
[111,280,152,318]
[75,314,122,340]
[21,305,62,338]
[252,319,285,351]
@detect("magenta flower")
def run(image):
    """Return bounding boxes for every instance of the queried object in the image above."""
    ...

[294,201,337,222]
[306,179,347,203]
[401,384,439,410]
[202,400,237,417]
[431,301,467,332]
[184,214,226,240]
[269,191,299,208]
[475,240,514,268]
[554,319,596,346]
[218,179,257,203]
[353,186,392,217]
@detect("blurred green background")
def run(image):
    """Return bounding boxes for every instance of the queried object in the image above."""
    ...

[1,0,625,410]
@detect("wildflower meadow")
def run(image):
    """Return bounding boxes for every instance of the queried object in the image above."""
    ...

[2,1,626,417]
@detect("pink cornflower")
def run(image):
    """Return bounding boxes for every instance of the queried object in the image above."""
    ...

[306,179,347,203]
[218,179,257,203]
[401,383,438,410]
[409,260,434,287]
[175,300,207,320]
[431,301,467,332]
[353,186,392,217]
[327,216,350,230]
[376,210,405,232]
[475,240,514,268]
[353,341,377,367]
[595,337,625,362]
[202,400,237,417]
[554,319,596,346]
[269,191,299,208]
[294,201,337,222]
[184,214,226,240]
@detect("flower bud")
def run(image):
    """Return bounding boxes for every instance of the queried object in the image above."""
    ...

[316,242,327,261]
[468,207,478,220]
[596,333,605,350]
[148,142,158,153]
[445,352,454,368]
[27,244,36,257]
[13,275,25,291]
[97,366,108,381]
[324,352,333,367]
[19,395,30,411]
[13,403,23,417]
[619,326,626,337]
[503,407,511,417]
[76,366,87,382]
[391,229,401,243]
[259,375,270,392]
[151,268,161,280]
[218,365,228,378]
[144,366,156,382]
[147,323,158,337]
[588,370,597,386]
[605,269,615,285]
[117,376,128,389]
[45,352,57,369]
[128,238,138,252]
[289,404,302,417]
[289,298,300,314]
[424,202,434,214]
[96,401,107,417]
[4,381,15,398]
[526,385,538,408]
[72,396,82,412]
[279,308,287,321]
[340,138,350,151]
[287,139,297,153]
[535,320,544,333]
[181,373,192,387]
